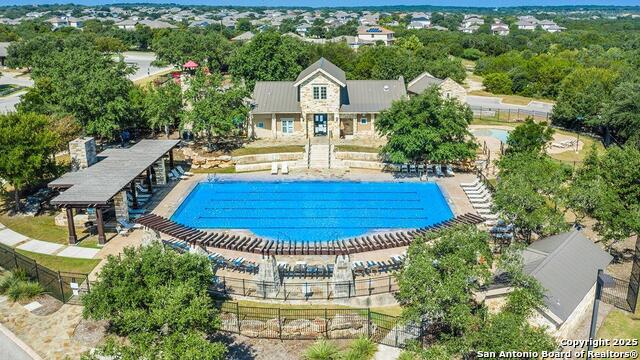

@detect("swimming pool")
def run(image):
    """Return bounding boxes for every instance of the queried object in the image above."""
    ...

[171,181,454,243]
[471,128,511,143]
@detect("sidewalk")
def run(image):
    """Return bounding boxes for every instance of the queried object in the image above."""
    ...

[0,226,99,260]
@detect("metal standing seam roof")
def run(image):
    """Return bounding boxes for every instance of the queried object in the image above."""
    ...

[407,72,445,95]
[340,79,407,113]
[251,81,301,114]
[48,140,179,205]
[522,230,612,322]
[295,57,347,86]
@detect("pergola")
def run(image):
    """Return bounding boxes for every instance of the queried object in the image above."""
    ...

[48,140,179,245]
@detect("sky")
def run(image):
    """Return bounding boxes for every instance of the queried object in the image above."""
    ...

[2,0,640,7]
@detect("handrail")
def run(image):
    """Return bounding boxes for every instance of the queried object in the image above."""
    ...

[307,137,311,169]
[328,130,332,169]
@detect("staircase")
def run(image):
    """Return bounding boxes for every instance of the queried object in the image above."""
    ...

[309,143,330,169]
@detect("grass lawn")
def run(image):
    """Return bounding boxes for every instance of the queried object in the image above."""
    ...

[548,129,605,165]
[133,68,175,86]
[15,249,101,274]
[596,301,640,353]
[231,145,305,156]
[334,145,381,153]
[0,214,68,244]
[191,166,236,174]
[0,84,25,97]
[468,90,555,106]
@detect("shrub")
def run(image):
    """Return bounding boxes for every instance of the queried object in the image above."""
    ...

[462,48,485,61]
[342,336,377,360]
[483,72,513,95]
[6,281,44,302]
[304,339,340,360]
[0,269,29,293]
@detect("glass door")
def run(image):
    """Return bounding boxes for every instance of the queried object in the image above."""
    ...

[313,114,328,136]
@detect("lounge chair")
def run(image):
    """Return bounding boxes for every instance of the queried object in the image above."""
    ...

[117,218,142,230]
[460,179,480,188]
[128,207,147,215]
[170,169,189,180]
[281,162,289,175]
[417,164,425,174]
[435,165,444,177]
[472,202,493,209]
[401,164,409,173]
[445,164,455,177]
[475,208,494,214]
[271,162,278,175]
[467,190,491,199]
[469,196,492,204]
[409,164,417,173]
[464,183,486,192]
[176,165,194,176]
[136,183,152,194]
[465,187,488,195]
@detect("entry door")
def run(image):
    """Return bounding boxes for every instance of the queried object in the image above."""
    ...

[314,114,328,136]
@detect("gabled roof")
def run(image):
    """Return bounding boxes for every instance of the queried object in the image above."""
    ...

[231,31,255,41]
[407,72,444,94]
[294,57,347,87]
[522,230,612,322]
[357,25,394,35]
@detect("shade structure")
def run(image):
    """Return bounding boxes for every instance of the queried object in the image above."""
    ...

[183,60,199,69]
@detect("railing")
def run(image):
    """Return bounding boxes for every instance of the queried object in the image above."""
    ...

[469,105,551,122]
[307,137,311,169]
[211,274,399,301]
[217,301,423,348]
[328,130,332,169]
[0,243,90,304]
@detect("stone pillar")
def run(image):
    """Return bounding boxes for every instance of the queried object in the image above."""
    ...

[189,243,208,255]
[331,255,354,298]
[141,229,161,247]
[145,168,153,192]
[271,113,277,139]
[114,190,129,222]
[69,137,97,171]
[371,113,376,137]
[129,182,138,209]
[248,112,255,138]
[302,113,308,138]
[256,255,280,298]
[95,207,106,245]
[153,158,168,186]
[332,112,340,139]
[169,149,174,169]
[353,114,358,135]
[65,207,77,245]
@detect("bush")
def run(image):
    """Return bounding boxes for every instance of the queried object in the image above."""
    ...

[7,281,44,302]
[342,337,377,360]
[0,269,28,293]
[304,339,340,360]
[483,72,513,95]
[462,48,485,61]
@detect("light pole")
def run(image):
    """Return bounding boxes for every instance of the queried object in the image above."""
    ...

[587,269,615,359]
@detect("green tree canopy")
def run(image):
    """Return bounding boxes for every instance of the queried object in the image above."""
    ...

[603,80,640,147]
[506,118,555,155]
[0,112,60,211]
[151,29,232,70]
[143,81,183,137]
[82,243,226,360]
[483,72,513,95]
[376,88,477,164]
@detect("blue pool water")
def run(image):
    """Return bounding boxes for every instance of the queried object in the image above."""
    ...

[171,181,454,242]
[471,128,510,143]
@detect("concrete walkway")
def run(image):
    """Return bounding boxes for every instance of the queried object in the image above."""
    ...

[0,226,99,259]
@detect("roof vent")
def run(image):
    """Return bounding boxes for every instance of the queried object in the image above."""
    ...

[383,85,390,92]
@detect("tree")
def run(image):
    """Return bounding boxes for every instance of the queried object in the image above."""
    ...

[6,35,63,69]
[236,18,252,32]
[376,88,477,164]
[0,112,60,212]
[551,67,617,130]
[152,30,232,70]
[396,225,492,335]
[506,118,554,154]
[19,47,134,139]
[82,243,227,360]
[494,152,570,240]
[229,31,311,90]
[603,81,640,147]
[182,70,249,149]
[567,146,640,249]
[143,81,183,137]
[483,72,513,95]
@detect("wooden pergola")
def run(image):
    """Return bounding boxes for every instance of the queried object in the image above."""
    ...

[48,140,179,245]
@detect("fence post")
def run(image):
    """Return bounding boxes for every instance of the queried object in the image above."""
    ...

[278,308,282,340]
[262,281,266,299]
[367,309,371,338]
[283,282,287,301]
[236,303,241,334]
[368,278,372,296]
[388,276,392,292]
[242,279,246,296]
[58,271,65,303]
[86,274,90,293]
[34,263,40,283]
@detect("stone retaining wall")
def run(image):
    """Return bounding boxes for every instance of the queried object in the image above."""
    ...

[233,152,303,165]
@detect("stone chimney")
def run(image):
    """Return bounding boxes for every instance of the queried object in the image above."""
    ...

[69,137,97,171]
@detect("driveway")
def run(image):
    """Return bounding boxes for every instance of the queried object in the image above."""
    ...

[0,72,32,114]
[466,95,554,115]
[120,51,174,82]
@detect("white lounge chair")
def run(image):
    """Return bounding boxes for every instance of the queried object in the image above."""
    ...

[271,162,278,175]
[463,183,485,191]
[136,183,152,194]
[475,208,494,214]
[460,179,480,188]
[176,165,194,176]
[473,202,493,209]
[465,188,488,196]
[281,162,289,175]
[467,192,491,199]
[445,164,455,177]
[469,196,492,204]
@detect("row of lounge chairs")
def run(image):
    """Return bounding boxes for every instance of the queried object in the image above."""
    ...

[352,253,406,277]
[162,239,259,274]
[396,163,455,177]
[460,178,499,226]
[135,213,485,256]
[550,139,578,149]
[278,261,334,278]
[169,165,194,181]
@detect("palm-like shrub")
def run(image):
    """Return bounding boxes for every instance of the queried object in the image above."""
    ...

[304,339,340,360]
[342,337,377,360]
[6,281,44,302]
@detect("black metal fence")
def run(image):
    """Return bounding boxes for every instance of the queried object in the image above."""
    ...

[0,243,90,304]
[212,274,399,301]
[217,301,422,348]
[602,237,640,313]
[470,105,551,122]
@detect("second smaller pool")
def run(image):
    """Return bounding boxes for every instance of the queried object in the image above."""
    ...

[471,128,510,143]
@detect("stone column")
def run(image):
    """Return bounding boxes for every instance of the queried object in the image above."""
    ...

[353,114,358,136]
[271,113,277,139]
[333,112,340,139]
[129,182,138,208]
[189,243,208,255]
[65,207,77,245]
[114,190,129,222]
[95,207,106,245]
[331,255,354,298]
[256,255,280,298]
[145,168,153,192]
[153,158,168,185]
[69,137,97,171]
[371,113,376,137]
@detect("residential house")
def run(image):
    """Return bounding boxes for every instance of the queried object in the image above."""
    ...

[48,16,83,29]
[538,19,565,32]
[356,26,395,46]
[460,14,484,33]
[249,58,407,140]
[231,31,255,42]
[296,23,312,37]
[407,72,467,103]
[491,21,510,36]
[408,13,431,29]
[485,230,612,339]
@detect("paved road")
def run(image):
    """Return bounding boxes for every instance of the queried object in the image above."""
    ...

[0,320,42,360]
[466,95,554,115]
[0,52,173,113]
